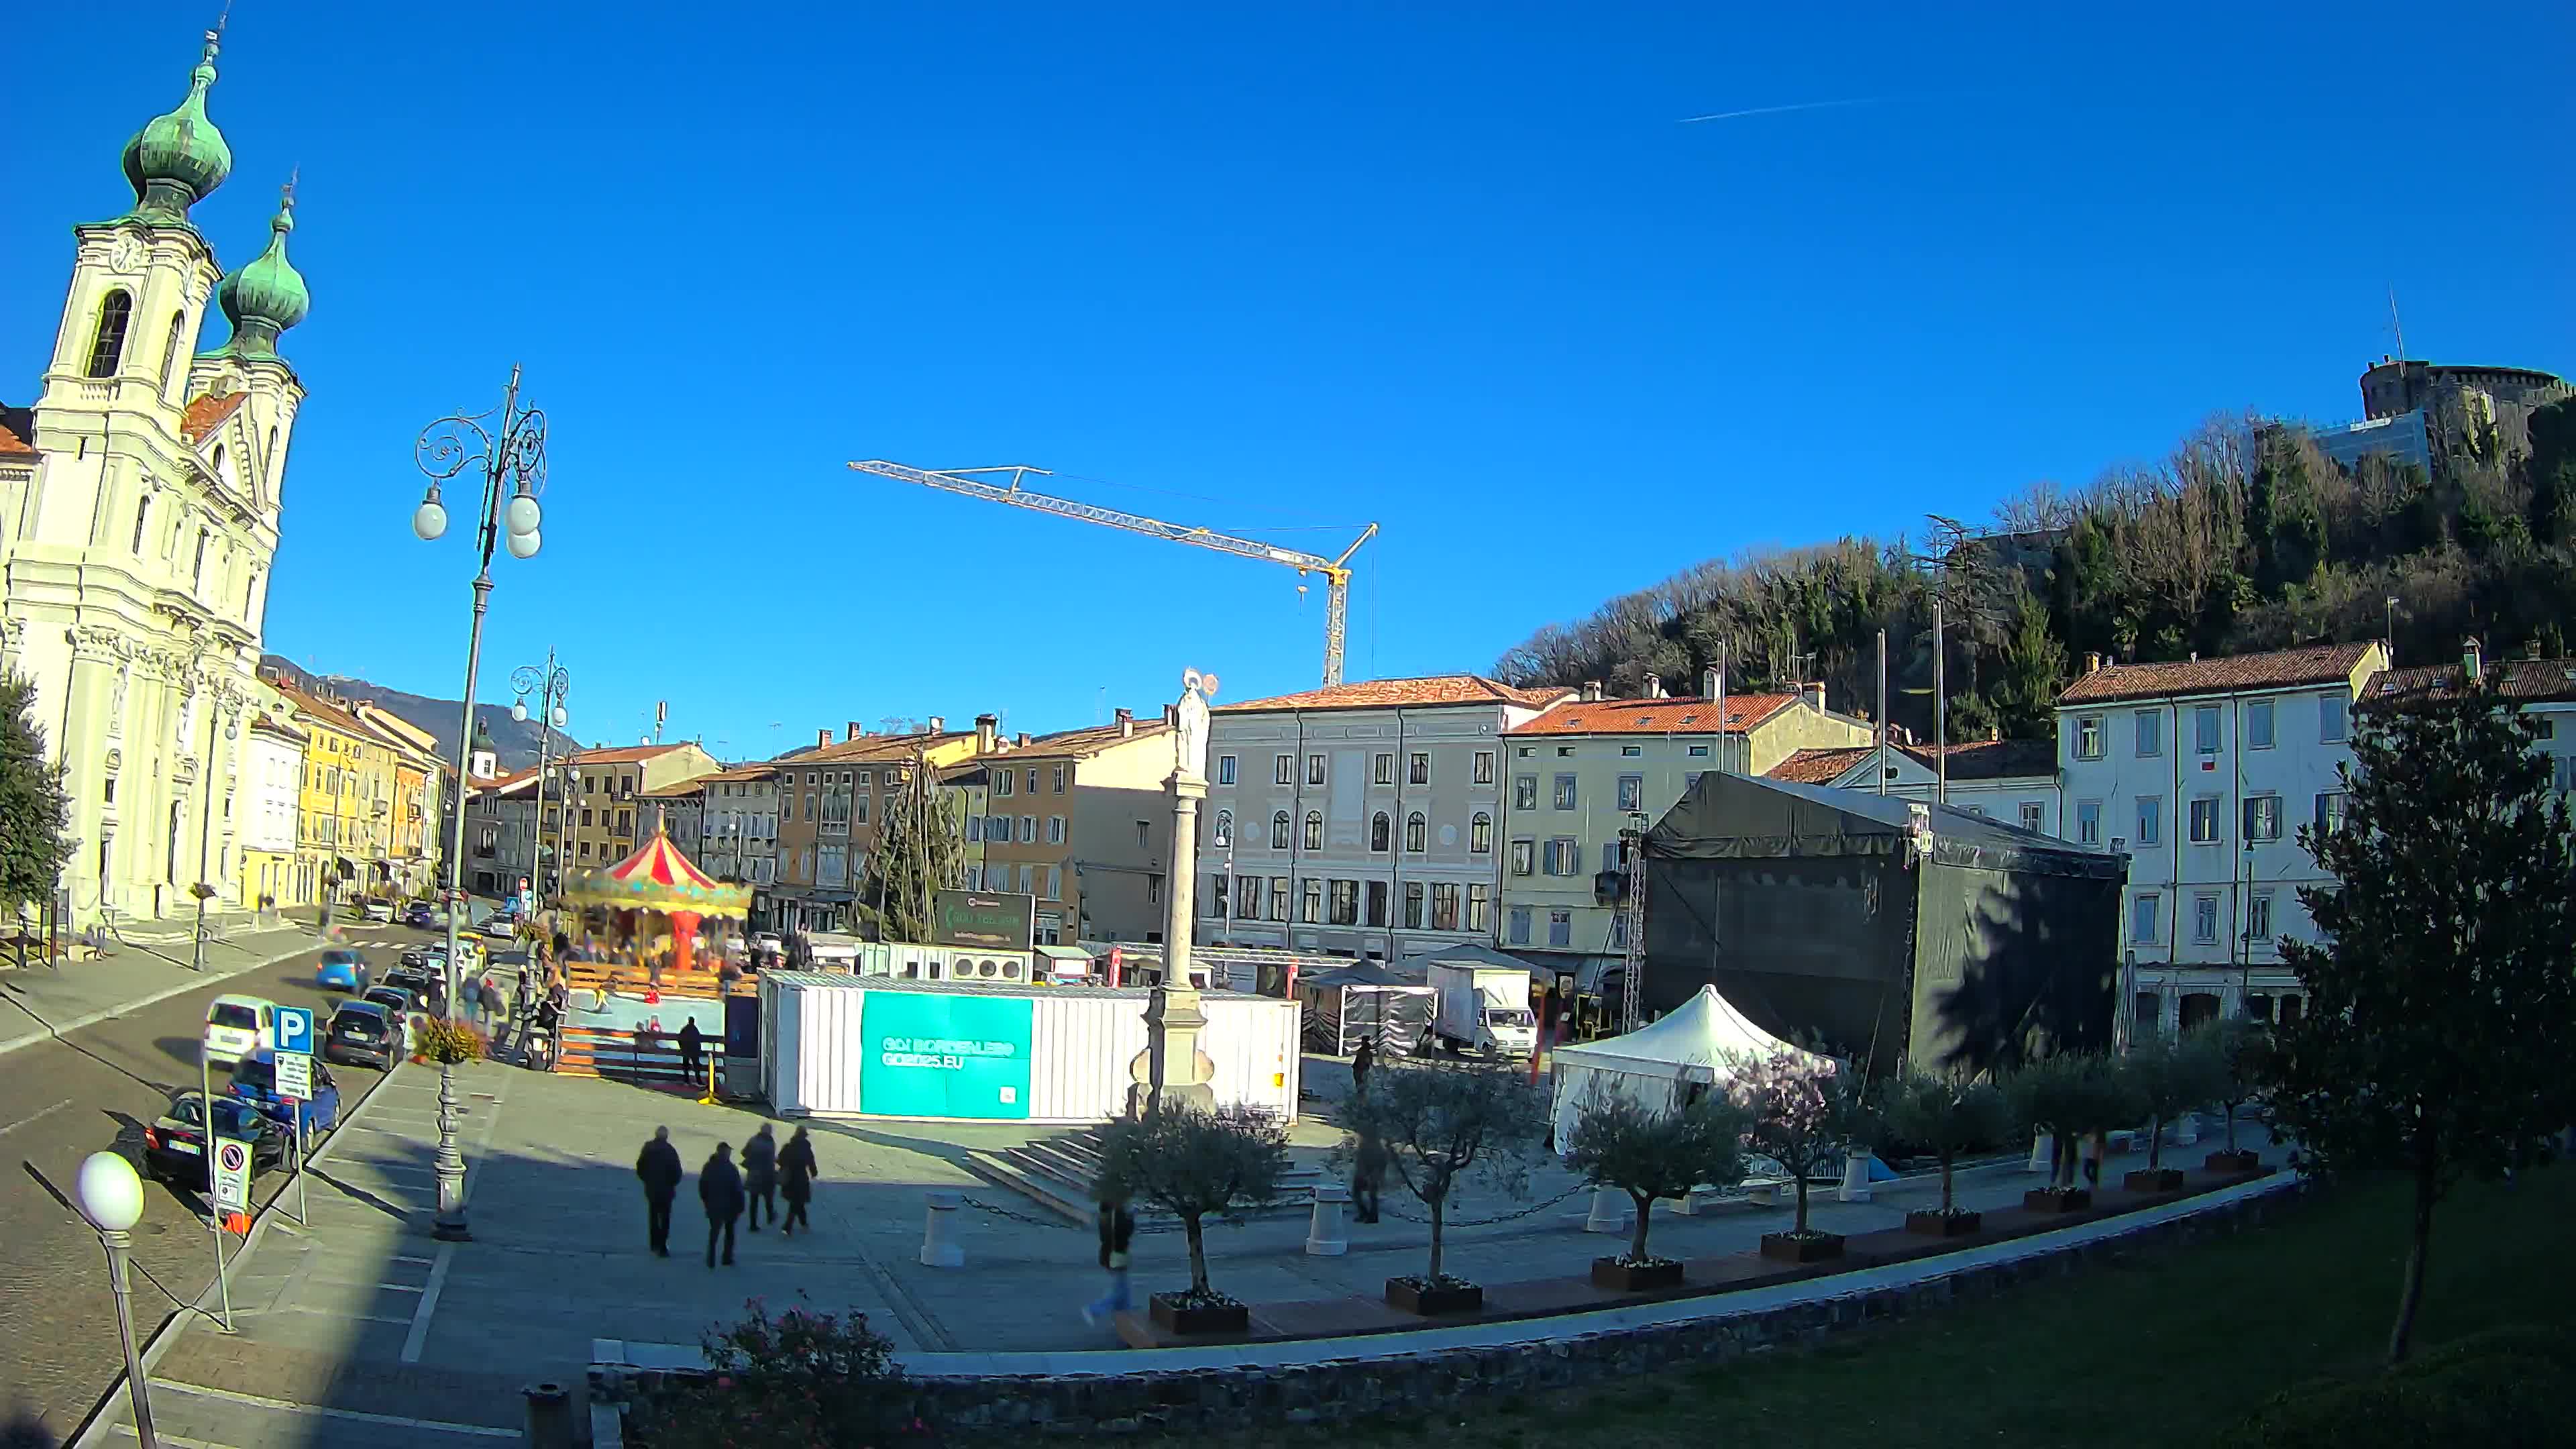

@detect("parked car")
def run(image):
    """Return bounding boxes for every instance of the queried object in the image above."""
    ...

[323,1000,399,1069]
[362,899,396,924]
[364,986,422,1055]
[315,949,370,993]
[402,902,439,928]
[202,994,277,1069]
[229,1050,341,1134]
[144,1090,288,1187]
[399,947,433,969]
[383,967,435,1000]
[481,912,519,940]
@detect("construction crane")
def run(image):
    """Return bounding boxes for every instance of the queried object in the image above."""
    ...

[849,460,1379,686]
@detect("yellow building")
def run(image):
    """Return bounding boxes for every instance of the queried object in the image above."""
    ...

[237,681,307,912]
[272,679,402,909]
[561,743,723,871]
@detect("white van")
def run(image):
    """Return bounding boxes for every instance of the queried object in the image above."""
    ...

[203,994,278,1067]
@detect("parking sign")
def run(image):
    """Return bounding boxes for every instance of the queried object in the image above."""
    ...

[274,1006,315,1057]
[211,1136,252,1212]
[275,1052,313,1102]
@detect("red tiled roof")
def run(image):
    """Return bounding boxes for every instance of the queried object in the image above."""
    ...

[565,743,696,767]
[1507,692,1796,737]
[1002,718,1175,760]
[1903,737,2060,781]
[1216,675,1572,714]
[180,392,246,444]
[784,733,971,766]
[270,680,372,739]
[2368,657,2576,706]
[2057,642,2379,706]
[1768,747,1874,784]
[0,417,35,459]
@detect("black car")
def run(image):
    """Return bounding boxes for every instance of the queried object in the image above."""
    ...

[324,1000,398,1069]
[385,966,435,998]
[144,1091,289,1187]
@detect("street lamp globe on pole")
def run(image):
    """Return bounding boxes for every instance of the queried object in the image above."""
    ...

[78,1150,158,1449]
[511,655,572,901]
[413,366,548,1243]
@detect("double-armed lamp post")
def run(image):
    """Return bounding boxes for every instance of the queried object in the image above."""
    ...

[412,366,548,1242]
[512,653,572,899]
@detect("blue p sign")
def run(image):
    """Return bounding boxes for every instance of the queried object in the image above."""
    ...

[275,1006,315,1057]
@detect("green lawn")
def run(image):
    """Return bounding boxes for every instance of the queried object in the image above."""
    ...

[1205,1168,2575,1449]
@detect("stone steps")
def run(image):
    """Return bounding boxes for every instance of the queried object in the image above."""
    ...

[963,1125,1325,1226]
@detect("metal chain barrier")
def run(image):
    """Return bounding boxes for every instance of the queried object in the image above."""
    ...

[955,1193,1317,1235]
[1380,1183,1585,1228]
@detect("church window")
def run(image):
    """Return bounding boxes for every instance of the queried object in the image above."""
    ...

[130,496,151,554]
[87,290,133,378]
[211,445,225,485]
[193,529,209,589]
[159,311,186,390]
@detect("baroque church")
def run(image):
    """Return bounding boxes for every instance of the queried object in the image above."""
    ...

[0,30,309,926]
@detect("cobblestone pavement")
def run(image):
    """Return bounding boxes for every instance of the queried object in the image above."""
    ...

[0,924,437,1442]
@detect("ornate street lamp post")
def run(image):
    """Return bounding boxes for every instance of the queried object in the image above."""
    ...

[413,366,547,1242]
[511,654,572,900]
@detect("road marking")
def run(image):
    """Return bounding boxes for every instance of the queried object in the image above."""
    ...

[249,1303,414,1326]
[389,1253,434,1266]
[115,1426,241,1449]
[148,1380,517,1438]
[0,1097,74,1138]
[400,1240,455,1363]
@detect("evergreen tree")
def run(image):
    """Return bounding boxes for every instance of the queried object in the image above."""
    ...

[0,672,72,918]
[2270,675,2576,1364]
[2527,397,2576,547]
[855,753,963,943]
[1988,582,2070,739]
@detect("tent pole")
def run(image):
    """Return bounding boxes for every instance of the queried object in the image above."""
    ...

[1875,629,1888,795]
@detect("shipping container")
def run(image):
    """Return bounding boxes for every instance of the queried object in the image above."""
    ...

[759,973,1299,1123]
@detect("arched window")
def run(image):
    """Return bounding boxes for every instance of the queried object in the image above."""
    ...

[1405,811,1427,853]
[1370,812,1391,852]
[211,445,225,484]
[266,425,278,472]
[1302,811,1323,851]
[87,290,133,378]
[1471,811,1493,854]
[1212,808,1232,848]
[192,529,210,589]
[1270,811,1291,849]
[130,496,151,554]
[159,311,186,390]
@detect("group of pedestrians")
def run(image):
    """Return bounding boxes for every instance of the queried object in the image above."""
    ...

[633,1122,820,1266]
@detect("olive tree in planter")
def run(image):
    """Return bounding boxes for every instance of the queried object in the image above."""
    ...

[1094,1104,1289,1336]
[1341,1061,1547,1316]
[1730,1048,1856,1263]
[2008,1052,2137,1210]
[1563,1085,1751,1290]
[2197,1018,2269,1174]
[1881,1069,2010,1236]
[2125,1026,2223,1191]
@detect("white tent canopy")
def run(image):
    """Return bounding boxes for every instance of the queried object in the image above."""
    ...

[1549,983,1835,1148]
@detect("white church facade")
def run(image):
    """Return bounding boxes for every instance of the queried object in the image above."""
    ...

[0,31,312,926]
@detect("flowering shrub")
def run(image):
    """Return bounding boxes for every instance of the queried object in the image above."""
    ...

[413,1017,487,1065]
[634,1297,929,1448]
[1727,1048,1855,1236]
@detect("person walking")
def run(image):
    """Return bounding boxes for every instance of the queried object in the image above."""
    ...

[1080,1193,1136,1326]
[1352,1126,1387,1225]
[479,977,506,1030]
[699,1142,745,1267]
[634,1126,683,1256]
[1350,1036,1376,1097]
[741,1124,778,1232]
[678,1017,705,1083]
[777,1126,818,1236]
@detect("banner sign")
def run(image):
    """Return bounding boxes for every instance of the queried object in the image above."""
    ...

[859,991,1033,1120]
[930,890,1036,951]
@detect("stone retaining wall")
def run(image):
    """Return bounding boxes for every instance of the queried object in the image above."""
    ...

[598,1177,2306,1438]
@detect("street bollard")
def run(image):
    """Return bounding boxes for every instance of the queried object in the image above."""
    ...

[1304,1183,1350,1256]
[522,1381,573,1448]
[2171,1110,2199,1146]
[1837,1148,1874,1203]
[1584,1185,1629,1234]
[918,1191,965,1268]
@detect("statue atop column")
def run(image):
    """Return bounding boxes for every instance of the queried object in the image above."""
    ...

[1128,667,1222,1116]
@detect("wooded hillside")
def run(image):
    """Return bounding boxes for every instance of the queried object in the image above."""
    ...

[1493,398,2576,743]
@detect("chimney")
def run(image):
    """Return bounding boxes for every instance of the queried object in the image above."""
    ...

[1162,703,1179,727]
[1115,706,1134,738]
[816,728,832,749]
[846,721,863,742]
[1580,680,1604,702]
[1016,732,1031,747]
[975,713,998,754]
[1642,671,1664,699]
[1701,665,1721,700]
[927,714,945,734]
[2463,636,2484,684]
[2084,652,2102,675]
[1803,683,1826,713]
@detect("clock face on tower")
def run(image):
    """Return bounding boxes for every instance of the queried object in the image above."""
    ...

[109,233,144,272]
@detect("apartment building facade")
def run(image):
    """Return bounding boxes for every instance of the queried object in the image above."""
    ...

[693,764,783,922]
[2056,641,2388,1038]
[2370,643,2576,789]
[969,710,1177,946]
[560,742,721,873]
[238,700,305,910]
[771,723,979,935]
[272,680,401,906]
[1499,672,1874,975]
[1771,736,2062,836]
[1208,676,1568,960]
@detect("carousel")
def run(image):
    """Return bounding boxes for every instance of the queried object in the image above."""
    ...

[559,814,754,985]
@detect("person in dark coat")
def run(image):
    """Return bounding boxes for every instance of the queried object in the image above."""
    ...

[678,1017,705,1081]
[633,1126,683,1256]
[1081,1193,1136,1326]
[741,1124,778,1232]
[1352,1128,1387,1225]
[699,1142,745,1267]
[777,1126,819,1236]
[1350,1037,1377,1096]
[479,977,505,1026]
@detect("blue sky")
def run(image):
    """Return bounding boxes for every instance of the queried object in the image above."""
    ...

[7,2,2569,760]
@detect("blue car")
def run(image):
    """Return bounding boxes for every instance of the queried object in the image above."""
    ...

[315,949,370,992]
[402,902,438,928]
[228,1049,341,1134]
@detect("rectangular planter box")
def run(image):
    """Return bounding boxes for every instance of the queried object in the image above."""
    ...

[1385,1278,1484,1316]
[1759,1232,1846,1264]
[1147,1293,1248,1337]
[1905,1209,1983,1237]
[2023,1188,2092,1213]
[2204,1149,2262,1175]
[2124,1167,2186,1193]
[1590,1256,1686,1292]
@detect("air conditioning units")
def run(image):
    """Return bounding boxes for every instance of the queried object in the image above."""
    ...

[882,944,1032,984]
